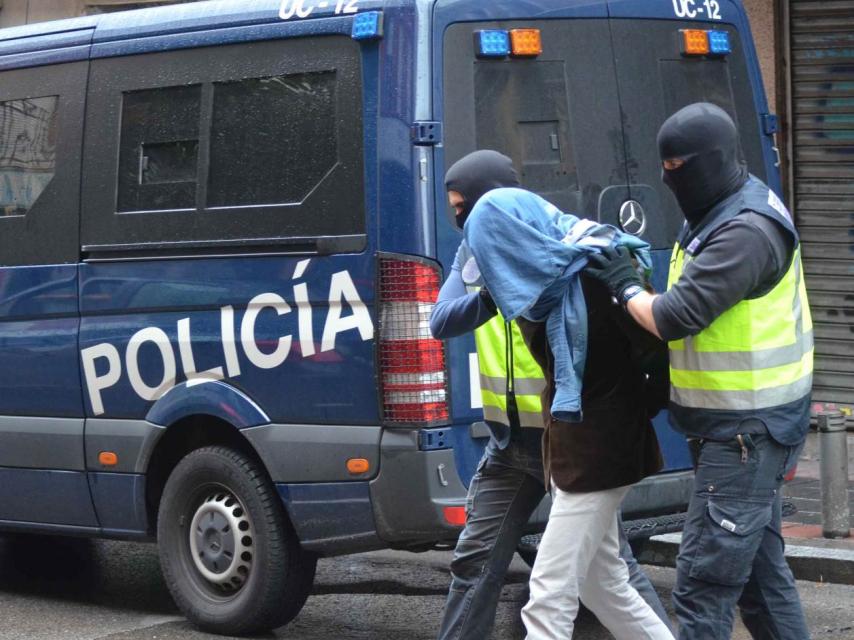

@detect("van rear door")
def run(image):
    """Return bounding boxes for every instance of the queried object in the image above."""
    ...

[437,2,780,481]
[437,8,639,483]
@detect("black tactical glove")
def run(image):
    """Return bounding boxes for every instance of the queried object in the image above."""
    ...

[584,246,644,306]
[479,287,498,316]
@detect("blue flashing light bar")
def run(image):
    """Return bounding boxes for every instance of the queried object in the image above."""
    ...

[352,11,383,41]
[708,30,731,55]
[475,30,510,58]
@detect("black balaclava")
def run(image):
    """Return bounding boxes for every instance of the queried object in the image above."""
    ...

[657,102,748,227]
[444,150,521,229]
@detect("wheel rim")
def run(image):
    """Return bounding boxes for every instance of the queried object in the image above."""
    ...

[188,489,254,593]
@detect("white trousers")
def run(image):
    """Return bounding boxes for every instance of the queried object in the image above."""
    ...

[522,484,675,640]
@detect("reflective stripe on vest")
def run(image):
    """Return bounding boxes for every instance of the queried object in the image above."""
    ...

[668,244,814,411]
[474,311,546,428]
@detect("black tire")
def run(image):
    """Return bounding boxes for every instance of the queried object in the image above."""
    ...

[628,537,648,560]
[157,445,316,635]
[517,546,538,569]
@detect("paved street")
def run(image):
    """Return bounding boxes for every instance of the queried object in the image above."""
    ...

[0,536,852,640]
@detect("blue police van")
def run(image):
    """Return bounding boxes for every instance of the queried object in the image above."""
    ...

[0,0,782,634]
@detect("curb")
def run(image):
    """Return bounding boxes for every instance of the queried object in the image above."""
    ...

[638,533,854,585]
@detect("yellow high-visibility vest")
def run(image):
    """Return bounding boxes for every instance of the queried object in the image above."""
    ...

[474,311,546,428]
[668,244,814,411]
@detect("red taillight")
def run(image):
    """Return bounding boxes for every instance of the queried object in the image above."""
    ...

[443,506,467,526]
[379,256,449,425]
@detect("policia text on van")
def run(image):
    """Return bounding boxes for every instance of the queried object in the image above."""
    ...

[0,0,783,634]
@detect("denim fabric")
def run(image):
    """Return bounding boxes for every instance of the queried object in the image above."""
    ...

[464,188,650,422]
[438,436,672,640]
[673,433,809,640]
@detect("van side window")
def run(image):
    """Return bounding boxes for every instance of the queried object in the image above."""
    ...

[118,85,201,213]
[83,36,365,256]
[0,96,58,217]
[209,71,337,208]
[0,62,86,266]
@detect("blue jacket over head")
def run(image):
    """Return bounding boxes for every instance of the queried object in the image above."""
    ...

[464,188,651,422]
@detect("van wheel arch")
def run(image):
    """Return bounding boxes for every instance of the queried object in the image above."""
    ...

[144,415,265,533]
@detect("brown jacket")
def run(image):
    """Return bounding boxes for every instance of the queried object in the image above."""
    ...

[517,276,663,493]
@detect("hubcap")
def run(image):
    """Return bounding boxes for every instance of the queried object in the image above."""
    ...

[188,491,254,591]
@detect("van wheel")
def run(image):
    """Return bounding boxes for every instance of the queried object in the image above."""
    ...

[157,446,316,635]
[629,537,647,559]
[517,547,537,569]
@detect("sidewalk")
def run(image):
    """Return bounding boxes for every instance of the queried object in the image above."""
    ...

[777,431,854,583]
[783,430,853,531]
[641,431,854,584]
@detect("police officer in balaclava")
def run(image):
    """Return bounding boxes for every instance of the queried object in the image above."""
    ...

[658,102,749,227]
[444,149,521,229]
[585,103,813,639]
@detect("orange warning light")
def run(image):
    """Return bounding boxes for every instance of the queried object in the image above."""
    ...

[510,29,543,57]
[99,451,118,466]
[681,29,710,55]
[347,458,370,475]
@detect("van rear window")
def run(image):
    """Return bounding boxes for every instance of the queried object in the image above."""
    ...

[474,61,578,210]
[444,19,766,251]
[659,59,741,130]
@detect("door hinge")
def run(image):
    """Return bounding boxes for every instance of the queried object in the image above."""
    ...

[762,114,779,136]
[412,121,443,146]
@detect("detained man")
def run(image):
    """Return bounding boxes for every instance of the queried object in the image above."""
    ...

[461,185,674,640]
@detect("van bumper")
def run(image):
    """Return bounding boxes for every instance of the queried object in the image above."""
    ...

[367,435,694,547]
[518,470,695,560]
[504,469,696,535]
[275,428,467,557]
[369,429,468,546]
[622,470,694,520]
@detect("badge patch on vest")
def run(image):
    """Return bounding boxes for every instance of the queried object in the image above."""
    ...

[461,257,482,286]
[686,237,702,256]
[767,190,792,224]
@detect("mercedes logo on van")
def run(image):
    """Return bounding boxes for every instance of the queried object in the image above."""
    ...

[619,200,647,236]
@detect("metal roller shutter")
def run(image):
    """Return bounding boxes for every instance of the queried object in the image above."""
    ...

[789,0,854,408]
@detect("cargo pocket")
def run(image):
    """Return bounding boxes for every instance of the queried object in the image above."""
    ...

[465,454,490,515]
[689,497,773,586]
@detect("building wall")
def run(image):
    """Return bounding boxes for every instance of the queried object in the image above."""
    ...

[742,0,778,112]
[0,0,81,27]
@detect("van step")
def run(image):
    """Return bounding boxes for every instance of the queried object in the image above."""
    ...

[517,500,798,552]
